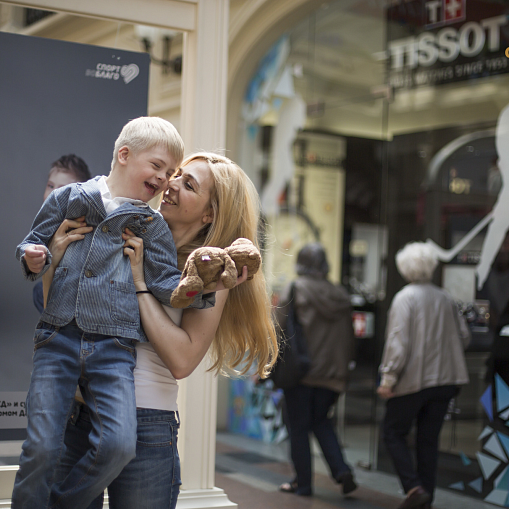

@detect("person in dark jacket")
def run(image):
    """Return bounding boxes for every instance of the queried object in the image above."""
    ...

[278,243,357,497]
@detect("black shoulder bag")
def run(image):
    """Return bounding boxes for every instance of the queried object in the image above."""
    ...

[270,282,311,390]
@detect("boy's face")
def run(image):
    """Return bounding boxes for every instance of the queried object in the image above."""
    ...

[43,169,79,201]
[116,145,177,202]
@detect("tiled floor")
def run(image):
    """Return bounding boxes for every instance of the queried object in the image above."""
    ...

[0,431,496,509]
[215,432,494,509]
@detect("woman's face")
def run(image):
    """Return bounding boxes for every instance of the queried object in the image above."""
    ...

[160,159,214,229]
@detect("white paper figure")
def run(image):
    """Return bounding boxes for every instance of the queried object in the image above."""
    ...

[476,106,509,289]
[261,95,306,216]
[427,104,509,290]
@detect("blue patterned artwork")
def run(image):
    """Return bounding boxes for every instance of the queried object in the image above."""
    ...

[486,435,507,462]
[485,490,509,505]
[460,452,472,466]
[468,375,509,506]
[469,478,483,493]
[479,427,495,441]
[498,433,509,459]
[496,375,509,413]
[495,466,509,490]
[477,452,501,479]
[243,36,289,111]
[227,378,286,443]
[482,385,494,422]
[449,481,465,491]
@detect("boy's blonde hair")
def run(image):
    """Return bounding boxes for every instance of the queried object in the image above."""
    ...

[111,116,184,171]
[177,152,278,379]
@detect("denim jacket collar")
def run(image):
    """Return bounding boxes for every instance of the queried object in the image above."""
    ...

[78,176,158,221]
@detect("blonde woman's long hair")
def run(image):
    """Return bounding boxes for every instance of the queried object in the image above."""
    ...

[176,152,277,378]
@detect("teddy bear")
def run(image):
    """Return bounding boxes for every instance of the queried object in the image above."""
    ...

[170,238,262,308]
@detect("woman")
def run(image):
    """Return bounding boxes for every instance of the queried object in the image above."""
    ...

[277,243,357,497]
[44,152,278,509]
[378,242,470,509]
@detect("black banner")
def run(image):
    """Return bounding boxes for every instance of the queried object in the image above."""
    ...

[0,32,149,433]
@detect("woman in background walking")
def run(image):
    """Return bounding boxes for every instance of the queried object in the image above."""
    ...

[278,243,357,497]
[378,242,470,509]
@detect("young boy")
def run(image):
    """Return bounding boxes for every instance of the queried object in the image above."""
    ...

[33,154,92,313]
[14,118,210,509]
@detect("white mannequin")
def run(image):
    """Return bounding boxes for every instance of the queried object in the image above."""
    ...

[476,105,509,289]
[427,103,509,290]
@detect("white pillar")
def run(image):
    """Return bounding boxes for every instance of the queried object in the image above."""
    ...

[180,0,229,154]
[0,1,233,507]
[177,1,236,507]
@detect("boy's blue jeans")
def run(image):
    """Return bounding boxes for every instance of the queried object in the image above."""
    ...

[11,320,137,509]
[59,404,182,509]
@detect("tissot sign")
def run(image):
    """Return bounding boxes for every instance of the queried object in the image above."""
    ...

[387,0,509,88]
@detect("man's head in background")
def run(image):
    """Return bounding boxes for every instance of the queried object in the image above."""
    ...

[43,154,91,201]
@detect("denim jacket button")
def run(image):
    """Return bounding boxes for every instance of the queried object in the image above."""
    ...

[101,225,109,233]
[85,270,93,278]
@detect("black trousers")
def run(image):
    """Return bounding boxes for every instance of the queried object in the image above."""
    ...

[382,385,458,498]
[284,385,350,495]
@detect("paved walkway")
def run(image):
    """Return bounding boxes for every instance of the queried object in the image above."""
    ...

[215,432,493,509]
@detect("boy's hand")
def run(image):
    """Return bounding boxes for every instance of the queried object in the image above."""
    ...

[24,245,48,273]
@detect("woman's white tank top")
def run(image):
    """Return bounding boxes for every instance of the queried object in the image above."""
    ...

[134,306,183,411]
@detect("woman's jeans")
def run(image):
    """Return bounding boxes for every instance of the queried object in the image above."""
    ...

[11,321,137,509]
[58,402,182,509]
[382,385,459,499]
[284,385,351,495]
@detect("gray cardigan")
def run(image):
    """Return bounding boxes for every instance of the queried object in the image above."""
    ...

[379,282,470,396]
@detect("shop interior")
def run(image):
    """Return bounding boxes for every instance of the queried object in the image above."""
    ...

[232,0,509,501]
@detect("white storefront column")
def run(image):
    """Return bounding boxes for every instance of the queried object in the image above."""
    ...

[176,363,236,509]
[0,1,233,507]
[177,1,235,508]
[0,0,232,509]
[180,0,229,154]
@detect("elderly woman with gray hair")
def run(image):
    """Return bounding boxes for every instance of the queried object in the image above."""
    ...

[378,242,470,509]
[278,243,357,498]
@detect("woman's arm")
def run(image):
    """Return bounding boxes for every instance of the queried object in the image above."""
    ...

[42,217,93,307]
[377,293,412,398]
[136,290,229,379]
[123,231,247,379]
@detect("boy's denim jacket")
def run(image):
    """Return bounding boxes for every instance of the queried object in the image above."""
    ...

[16,176,213,342]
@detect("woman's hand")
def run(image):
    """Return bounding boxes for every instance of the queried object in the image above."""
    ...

[376,386,395,400]
[42,216,92,308]
[122,228,146,290]
[215,265,249,292]
[48,216,93,267]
